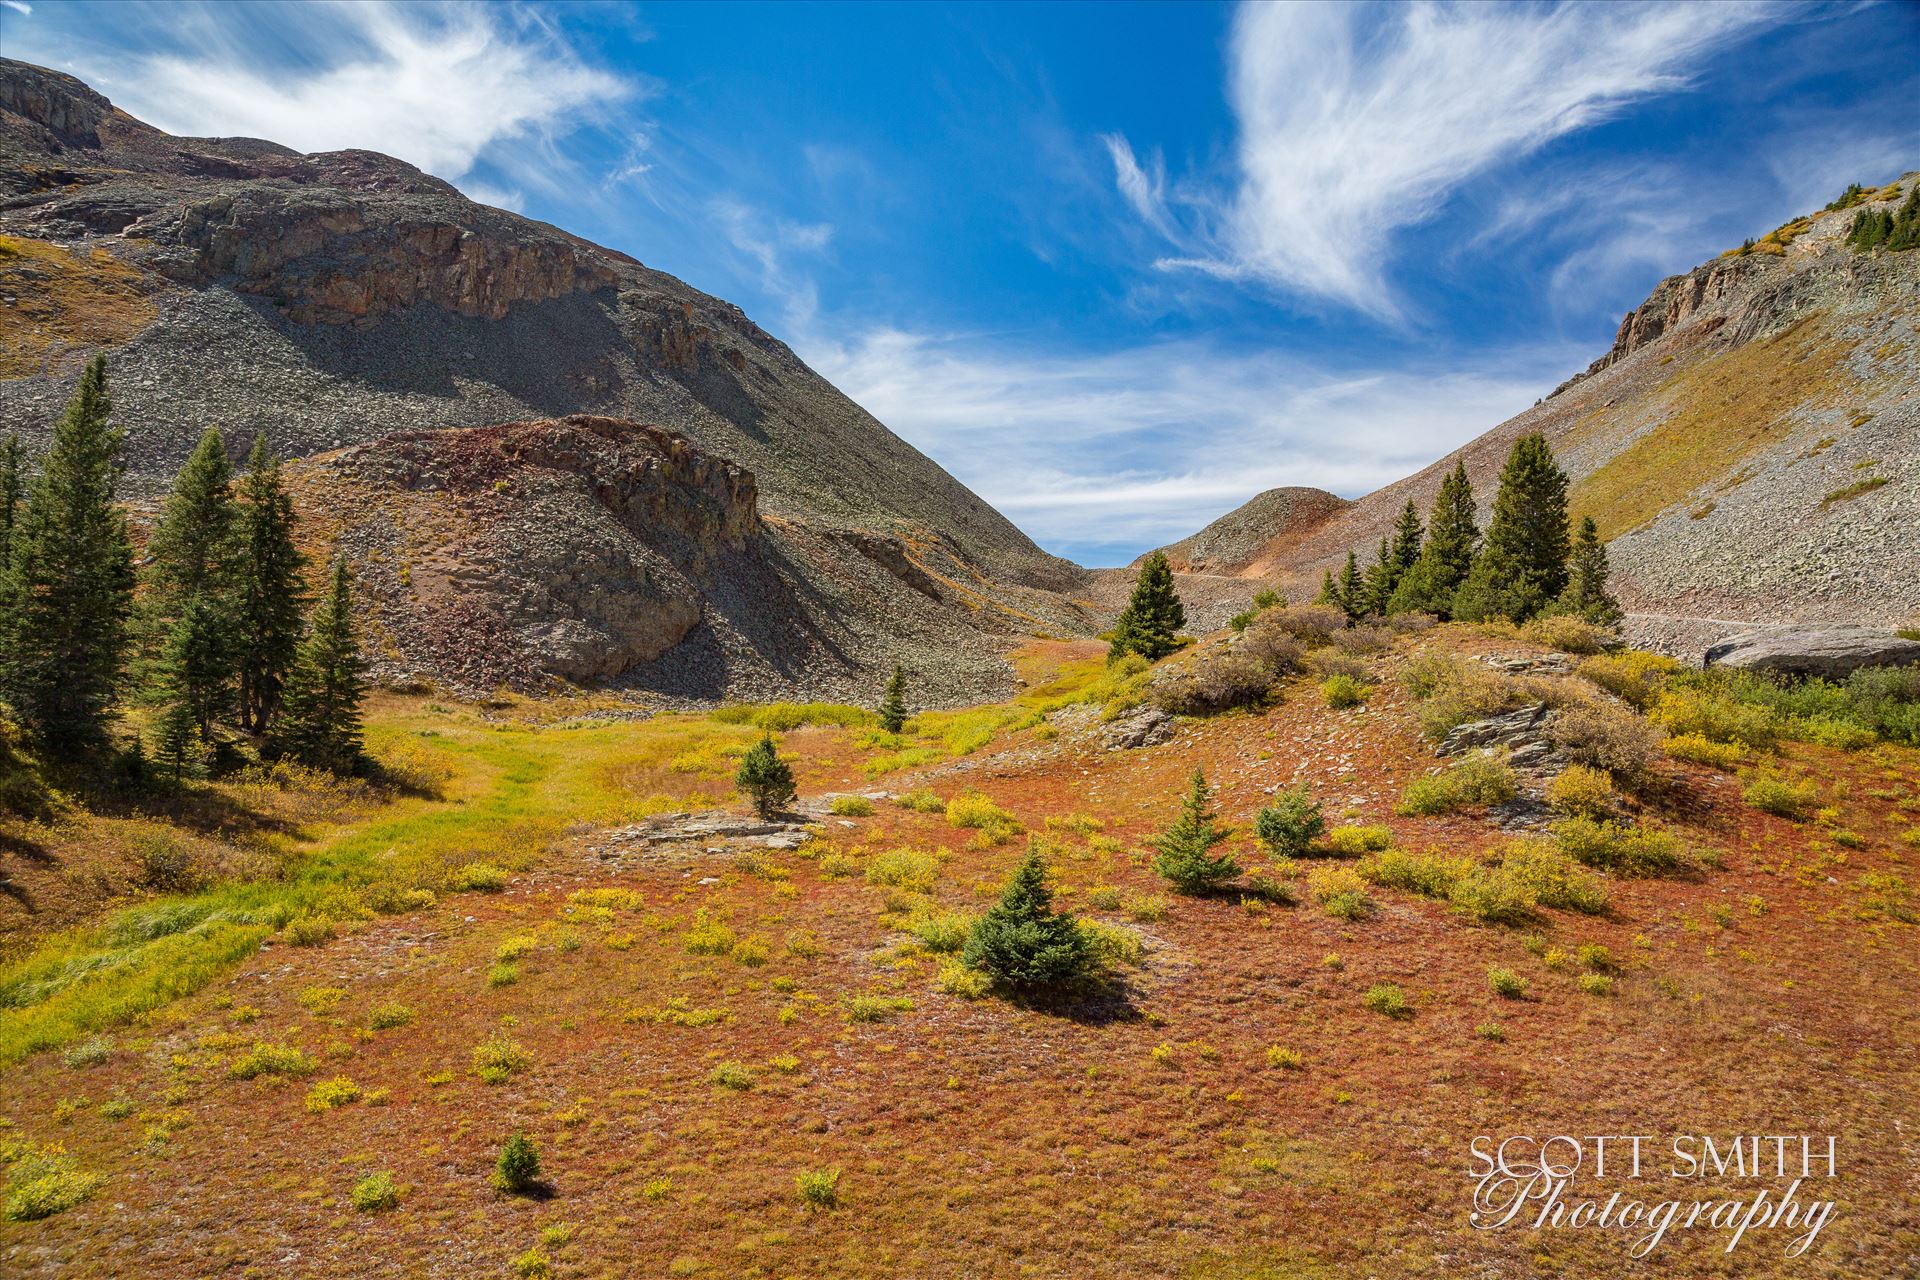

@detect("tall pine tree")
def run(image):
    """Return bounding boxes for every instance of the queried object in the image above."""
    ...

[268,558,365,773]
[1108,550,1185,661]
[0,356,136,756]
[137,428,239,728]
[1390,461,1478,617]
[1360,537,1396,617]
[1335,551,1365,622]
[233,435,306,733]
[1452,433,1570,623]
[1552,516,1622,625]
[0,434,24,568]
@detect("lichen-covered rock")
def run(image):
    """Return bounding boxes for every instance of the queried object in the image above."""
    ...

[1703,627,1920,680]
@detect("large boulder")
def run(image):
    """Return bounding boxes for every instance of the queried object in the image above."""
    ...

[1704,627,1920,680]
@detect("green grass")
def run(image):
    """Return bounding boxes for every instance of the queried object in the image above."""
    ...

[0,704,701,1067]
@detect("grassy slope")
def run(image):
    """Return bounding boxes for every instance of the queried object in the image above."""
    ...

[0,636,1916,1278]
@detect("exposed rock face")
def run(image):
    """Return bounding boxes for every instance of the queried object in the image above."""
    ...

[1703,628,1920,680]
[0,59,1094,699]
[294,416,1093,702]
[1101,706,1176,751]
[1435,703,1553,758]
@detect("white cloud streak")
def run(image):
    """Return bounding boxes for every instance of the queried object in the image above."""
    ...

[1113,1,1779,316]
[47,1,627,183]
[804,327,1573,561]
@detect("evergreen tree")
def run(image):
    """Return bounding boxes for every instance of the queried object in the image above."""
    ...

[1388,499,1423,580]
[0,356,136,756]
[137,428,239,724]
[1315,568,1340,610]
[1335,551,1365,622]
[0,433,24,568]
[734,732,796,817]
[1151,770,1240,893]
[961,843,1090,991]
[877,665,908,734]
[268,559,365,773]
[144,427,238,615]
[150,688,203,782]
[1452,433,1570,623]
[1108,550,1185,662]
[1360,536,1396,617]
[1390,461,1479,617]
[494,1133,542,1195]
[152,595,230,742]
[1552,516,1622,625]
[233,435,306,733]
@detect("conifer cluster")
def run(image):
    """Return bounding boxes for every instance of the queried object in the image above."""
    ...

[1319,434,1616,627]
[0,357,365,778]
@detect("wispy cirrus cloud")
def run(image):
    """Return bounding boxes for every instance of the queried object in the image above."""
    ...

[804,326,1574,563]
[13,0,630,190]
[1109,1,1782,318]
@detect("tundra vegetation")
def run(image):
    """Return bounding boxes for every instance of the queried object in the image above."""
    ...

[1,375,1918,1280]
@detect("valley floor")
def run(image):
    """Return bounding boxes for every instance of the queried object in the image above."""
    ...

[1,631,1917,1278]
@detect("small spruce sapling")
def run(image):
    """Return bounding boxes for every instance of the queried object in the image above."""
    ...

[735,732,796,817]
[961,843,1090,991]
[1151,770,1240,893]
[877,665,908,734]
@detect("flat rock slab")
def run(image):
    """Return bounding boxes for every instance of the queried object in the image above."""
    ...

[1103,706,1176,750]
[1704,627,1920,680]
[1436,703,1553,757]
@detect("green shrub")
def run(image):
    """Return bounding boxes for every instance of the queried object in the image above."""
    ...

[303,1075,361,1113]
[510,1248,553,1280]
[59,1037,113,1068]
[1446,867,1537,925]
[896,789,944,813]
[1651,686,1777,749]
[472,1034,532,1085]
[1664,733,1746,769]
[1265,1045,1304,1070]
[1488,967,1527,998]
[1364,983,1412,1018]
[1078,919,1145,967]
[2,1142,105,1221]
[494,1133,541,1194]
[796,1166,841,1210]
[1324,824,1392,856]
[935,960,993,999]
[350,1170,400,1212]
[1578,973,1615,997]
[1396,754,1517,815]
[735,733,797,817]
[1321,675,1372,708]
[1742,772,1819,820]
[367,1002,414,1031]
[1122,893,1169,922]
[1254,786,1324,856]
[1552,816,1688,875]
[1545,764,1615,817]
[1406,654,1532,740]
[1360,848,1470,899]
[1496,838,1609,913]
[866,848,942,894]
[1524,615,1614,654]
[829,795,875,817]
[1549,696,1661,783]
[228,1042,317,1080]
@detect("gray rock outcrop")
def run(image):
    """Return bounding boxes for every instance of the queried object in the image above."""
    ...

[1704,627,1920,680]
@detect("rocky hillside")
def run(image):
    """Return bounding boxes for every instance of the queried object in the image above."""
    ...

[1159,175,1920,649]
[290,415,1091,702]
[1141,486,1350,576]
[0,59,1094,698]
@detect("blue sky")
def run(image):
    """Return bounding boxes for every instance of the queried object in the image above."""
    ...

[4,0,1915,564]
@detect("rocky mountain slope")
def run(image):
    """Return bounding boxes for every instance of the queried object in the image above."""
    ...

[0,59,1091,699]
[1157,176,1920,648]
[1142,485,1350,576]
